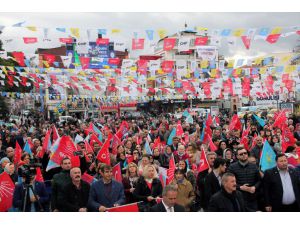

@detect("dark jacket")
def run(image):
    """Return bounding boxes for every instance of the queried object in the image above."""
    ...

[263,167,300,211]
[149,202,185,212]
[13,181,49,212]
[51,170,71,211]
[159,153,172,169]
[133,176,162,208]
[228,161,261,204]
[250,145,263,163]
[57,180,90,212]
[122,176,139,204]
[88,179,125,212]
[208,188,246,212]
[196,168,209,208]
[203,171,221,210]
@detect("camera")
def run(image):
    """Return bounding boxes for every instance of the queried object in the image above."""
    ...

[18,158,42,185]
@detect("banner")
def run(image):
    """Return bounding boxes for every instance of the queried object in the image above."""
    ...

[196,46,218,61]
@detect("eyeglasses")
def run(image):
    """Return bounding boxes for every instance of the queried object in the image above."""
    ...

[133,152,139,155]
[238,152,248,156]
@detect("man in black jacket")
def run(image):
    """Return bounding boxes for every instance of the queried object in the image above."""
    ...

[208,173,246,212]
[51,157,72,211]
[228,146,261,211]
[57,167,90,212]
[149,185,185,212]
[263,154,300,212]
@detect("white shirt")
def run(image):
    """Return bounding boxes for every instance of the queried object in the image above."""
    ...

[162,200,174,212]
[278,168,296,205]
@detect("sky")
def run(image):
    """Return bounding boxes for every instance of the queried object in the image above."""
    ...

[1,12,300,60]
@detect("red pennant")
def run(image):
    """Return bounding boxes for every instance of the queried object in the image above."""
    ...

[194,36,208,46]
[96,38,109,45]
[51,136,77,164]
[123,87,130,93]
[95,85,101,91]
[96,135,112,165]
[266,34,281,44]
[23,37,38,44]
[161,60,174,73]
[107,202,139,212]
[163,38,176,51]
[137,87,143,93]
[112,163,122,183]
[197,151,209,172]
[132,38,145,50]
[241,36,251,49]
[12,52,25,66]
[35,167,44,182]
[0,172,15,212]
[79,57,90,70]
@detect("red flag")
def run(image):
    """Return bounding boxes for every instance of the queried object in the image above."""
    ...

[206,114,213,128]
[89,133,103,148]
[71,156,81,168]
[112,163,122,183]
[111,134,122,155]
[84,140,94,154]
[79,57,90,70]
[229,114,242,131]
[107,202,139,212]
[194,36,209,46]
[197,151,209,172]
[52,126,60,142]
[241,36,251,49]
[273,110,287,128]
[35,167,44,182]
[176,121,184,137]
[240,137,249,151]
[51,136,77,164]
[41,129,51,156]
[59,38,73,44]
[152,136,161,149]
[161,60,174,73]
[96,135,112,165]
[12,52,25,66]
[282,129,296,153]
[23,37,38,44]
[44,54,56,64]
[163,38,176,51]
[0,172,15,212]
[116,121,129,140]
[14,142,22,166]
[126,154,134,164]
[81,172,95,184]
[132,38,145,50]
[166,154,176,185]
[96,38,109,45]
[266,34,281,44]
[208,135,217,152]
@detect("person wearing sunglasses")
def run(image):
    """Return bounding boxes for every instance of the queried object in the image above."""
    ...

[228,146,261,212]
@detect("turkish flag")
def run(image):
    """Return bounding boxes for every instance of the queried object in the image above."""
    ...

[208,135,218,152]
[79,57,90,70]
[23,37,38,44]
[197,151,209,172]
[0,172,15,212]
[81,172,95,184]
[12,52,25,66]
[176,121,184,137]
[96,38,109,45]
[126,154,134,164]
[112,163,122,183]
[241,36,251,49]
[194,36,208,46]
[111,134,122,155]
[132,38,145,50]
[96,135,112,165]
[35,167,44,182]
[229,114,242,131]
[84,140,94,154]
[266,34,281,44]
[89,133,103,149]
[163,38,176,51]
[59,38,73,44]
[51,136,77,164]
[14,142,22,166]
[206,114,213,128]
[42,129,51,155]
[107,202,140,212]
[166,155,176,185]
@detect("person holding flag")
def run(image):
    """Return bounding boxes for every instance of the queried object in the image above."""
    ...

[133,164,162,211]
[88,164,125,212]
[122,162,140,204]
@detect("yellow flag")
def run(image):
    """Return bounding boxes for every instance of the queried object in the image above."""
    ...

[235,68,242,75]
[130,66,137,71]
[26,26,37,31]
[260,67,267,74]
[211,69,217,78]
[254,57,263,65]
[170,80,175,88]
[111,29,121,34]
[227,60,235,68]
[7,66,14,72]
[185,73,191,78]
[285,65,296,73]
[43,61,50,68]
[196,27,208,32]
[70,28,80,38]
[157,69,164,74]
[201,60,208,68]
[281,55,292,63]
[158,29,167,39]
[1,66,7,75]
[271,27,282,34]
[233,29,245,37]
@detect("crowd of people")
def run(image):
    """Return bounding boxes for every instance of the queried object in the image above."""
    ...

[1,109,300,212]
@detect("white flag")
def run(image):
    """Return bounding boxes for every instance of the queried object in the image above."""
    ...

[149,60,160,71]
[176,60,187,80]
[76,40,89,54]
[177,37,190,52]
[114,40,126,51]
[61,55,72,68]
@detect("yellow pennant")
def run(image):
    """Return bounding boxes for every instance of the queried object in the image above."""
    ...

[70,28,80,38]
[271,27,282,34]
[254,57,263,65]
[285,65,296,73]
[111,29,121,34]
[235,68,242,75]
[26,26,37,31]
[281,55,292,63]
[158,29,167,39]
[1,66,7,75]
[185,73,191,78]
[260,67,267,74]
[196,27,208,32]
[43,61,50,68]
[227,60,235,68]
[201,60,208,68]
[233,28,245,37]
